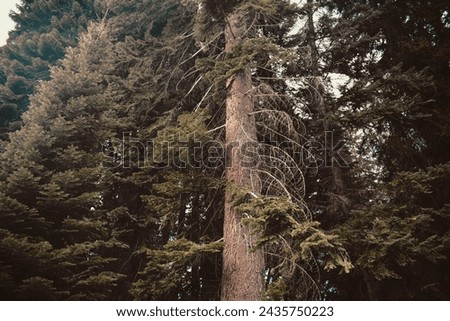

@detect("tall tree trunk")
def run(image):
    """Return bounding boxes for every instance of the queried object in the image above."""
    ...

[221,11,265,301]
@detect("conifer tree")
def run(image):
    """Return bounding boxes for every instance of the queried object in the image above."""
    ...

[152,0,351,300]
[219,6,265,301]
[293,0,352,229]
[320,0,450,300]
[0,0,353,301]
[99,0,351,300]
[0,22,127,300]
[0,0,96,140]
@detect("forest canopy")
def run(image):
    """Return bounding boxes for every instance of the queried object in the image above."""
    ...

[0,0,449,301]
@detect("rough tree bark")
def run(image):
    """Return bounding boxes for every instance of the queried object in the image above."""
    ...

[221,10,265,301]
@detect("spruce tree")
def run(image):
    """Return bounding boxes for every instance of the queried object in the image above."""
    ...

[130,0,351,300]
[320,0,450,300]
[0,0,96,140]
[0,0,353,301]
[0,22,127,300]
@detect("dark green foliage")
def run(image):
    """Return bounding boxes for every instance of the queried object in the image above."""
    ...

[330,163,450,300]
[0,0,448,301]
[0,22,128,300]
[0,193,46,235]
[127,110,226,300]
[316,0,450,300]
[237,195,352,300]
[131,239,223,300]
[0,0,97,140]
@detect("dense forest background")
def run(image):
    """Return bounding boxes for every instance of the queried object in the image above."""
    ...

[0,0,449,301]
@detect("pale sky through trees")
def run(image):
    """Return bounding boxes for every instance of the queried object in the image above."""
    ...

[0,0,19,46]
